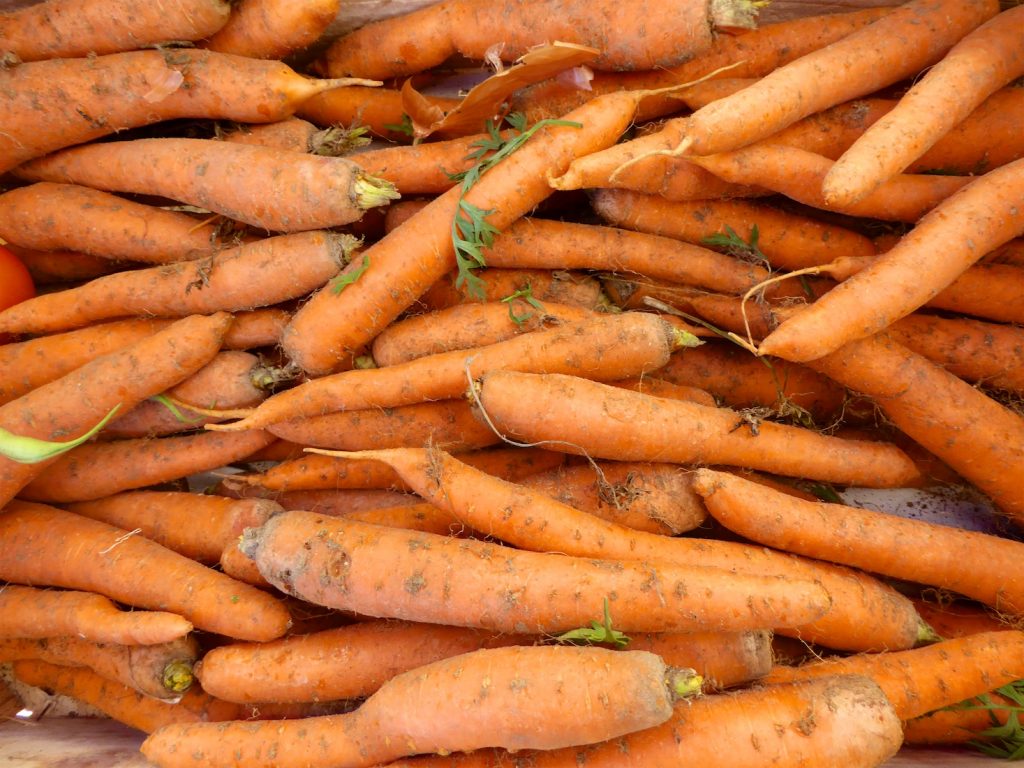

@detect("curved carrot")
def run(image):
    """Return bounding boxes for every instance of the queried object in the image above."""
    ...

[0,183,244,264]
[679,0,999,157]
[0,585,193,646]
[0,49,374,174]
[14,138,397,234]
[297,86,460,142]
[0,501,291,641]
[759,157,1024,362]
[0,232,354,336]
[0,0,230,61]
[823,4,1024,205]
[693,468,1024,615]
[912,599,1012,640]
[202,0,340,59]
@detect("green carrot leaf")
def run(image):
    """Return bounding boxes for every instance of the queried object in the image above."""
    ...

[501,283,546,325]
[149,394,203,424]
[0,404,122,464]
[331,254,371,295]
[555,598,630,648]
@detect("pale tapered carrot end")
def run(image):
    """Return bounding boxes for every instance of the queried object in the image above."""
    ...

[675,135,695,156]
[203,420,255,433]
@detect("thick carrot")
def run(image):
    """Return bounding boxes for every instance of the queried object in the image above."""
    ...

[474,370,920,488]
[590,188,877,271]
[678,0,999,157]
[383,675,903,768]
[823,4,1024,206]
[608,376,718,408]
[370,301,598,367]
[690,144,969,222]
[0,49,374,174]
[222,308,291,350]
[0,585,193,646]
[17,428,276,504]
[321,0,754,78]
[221,312,688,431]
[759,157,1024,362]
[297,86,460,142]
[0,232,355,335]
[7,247,124,285]
[243,510,832,635]
[202,0,340,59]
[65,492,282,565]
[0,635,198,700]
[219,118,354,156]
[0,312,232,507]
[0,0,230,61]
[0,183,246,265]
[764,631,1024,721]
[693,468,1024,615]
[0,501,291,641]
[281,88,666,375]
[14,138,397,234]
[164,350,276,411]
[415,268,606,314]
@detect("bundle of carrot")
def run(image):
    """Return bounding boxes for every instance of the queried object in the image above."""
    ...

[3,0,1024,765]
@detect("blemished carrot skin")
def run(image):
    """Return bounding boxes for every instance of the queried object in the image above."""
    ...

[220,118,353,156]
[823,4,1024,206]
[0,0,230,61]
[370,301,598,367]
[0,183,243,265]
[0,501,291,641]
[383,675,903,768]
[143,645,695,768]
[17,428,276,504]
[0,585,193,646]
[0,312,232,508]
[202,0,340,59]
[281,89,663,375]
[796,329,1024,522]
[693,468,1024,616]
[690,145,970,222]
[679,0,1000,157]
[65,492,282,565]
[474,370,921,489]
[0,232,354,336]
[912,599,1012,640]
[608,377,718,408]
[0,50,368,174]
[415,268,606,314]
[222,312,686,431]
[297,86,461,142]
[764,631,1024,721]
[0,635,199,700]
[14,138,397,234]
[266,399,502,453]
[244,510,832,635]
[759,157,1024,362]
[590,188,877,271]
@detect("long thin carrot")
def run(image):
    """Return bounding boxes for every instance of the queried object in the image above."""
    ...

[0,585,193,646]
[0,232,355,335]
[297,86,460,142]
[202,0,340,59]
[759,157,1024,362]
[0,312,232,507]
[0,501,291,641]
[219,312,689,431]
[0,0,230,61]
[414,267,606,314]
[0,49,375,174]
[912,599,1012,640]
[7,247,124,285]
[693,468,1024,615]
[351,133,503,194]
[823,4,1024,206]
[0,635,198,700]
[678,0,999,157]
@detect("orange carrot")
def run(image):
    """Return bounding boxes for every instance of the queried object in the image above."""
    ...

[17,428,276,504]
[0,312,232,507]
[0,585,193,646]
[222,311,690,431]
[222,308,291,350]
[607,376,718,408]
[0,0,230,61]
[7,246,125,284]
[0,49,374,174]
[590,188,877,271]
[983,236,1024,267]
[219,539,272,587]
[352,133,503,194]
[415,268,606,314]
[903,688,1021,746]
[99,399,232,440]
[823,4,1024,205]
[0,501,291,641]
[912,598,1013,640]
[65,491,282,565]
[202,0,340,59]
[763,631,1024,721]
[798,331,1024,521]
[678,0,999,157]
[297,86,460,142]
[0,635,198,700]
[219,118,355,156]
[693,468,1024,615]
[320,0,755,79]
[166,350,280,411]
[14,138,398,234]
[759,157,1024,362]
[0,183,247,264]
[0,232,355,335]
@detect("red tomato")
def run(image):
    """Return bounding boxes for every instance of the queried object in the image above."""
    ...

[0,245,35,343]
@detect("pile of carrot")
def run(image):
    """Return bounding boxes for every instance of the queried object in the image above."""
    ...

[2,0,1024,765]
